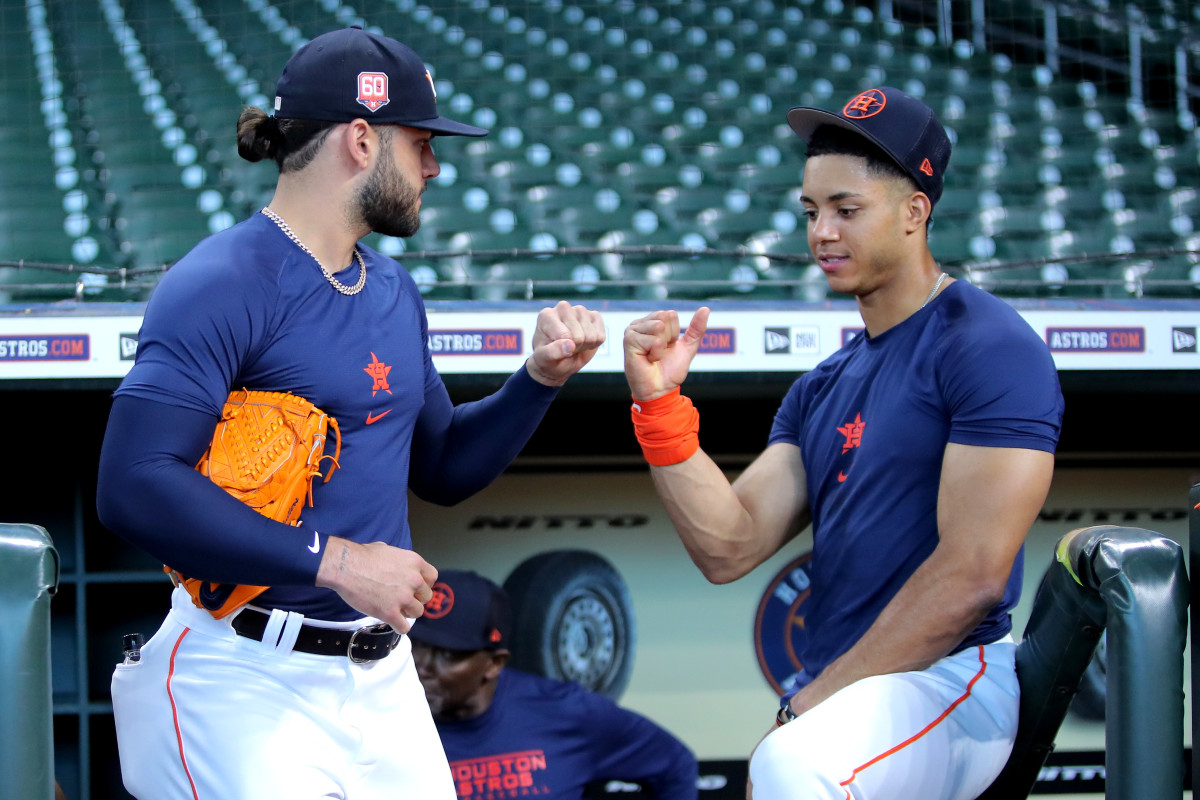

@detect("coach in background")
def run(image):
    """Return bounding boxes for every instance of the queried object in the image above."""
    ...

[623,87,1063,799]
[410,570,698,800]
[97,26,604,800]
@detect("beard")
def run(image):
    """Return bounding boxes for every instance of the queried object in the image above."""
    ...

[356,148,423,238]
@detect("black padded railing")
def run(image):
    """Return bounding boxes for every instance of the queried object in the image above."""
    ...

[0,523,60,800]
[979,524,1189,799]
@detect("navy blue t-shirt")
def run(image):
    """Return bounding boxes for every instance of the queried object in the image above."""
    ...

[436,670,698,800]
[768,280,1063,690]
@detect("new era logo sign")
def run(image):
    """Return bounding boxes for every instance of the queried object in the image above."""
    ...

[119,333,138,360]
[765,327,820,355]
[1172,327,1197,353]
[765,328,790,354]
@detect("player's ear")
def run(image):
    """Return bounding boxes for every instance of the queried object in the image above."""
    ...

[905,190,932,234]
[342,118,374,171]
[486,649,510,679]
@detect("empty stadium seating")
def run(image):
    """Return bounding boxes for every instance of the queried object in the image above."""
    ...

[0,0,1196,303]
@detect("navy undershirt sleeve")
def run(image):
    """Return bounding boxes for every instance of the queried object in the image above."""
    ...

[408,366,560,505]
[96,395,328,586]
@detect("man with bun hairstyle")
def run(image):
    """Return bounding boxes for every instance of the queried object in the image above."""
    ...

[98,26,604,800]
[622,87,1063,798]
[409,570,698,800]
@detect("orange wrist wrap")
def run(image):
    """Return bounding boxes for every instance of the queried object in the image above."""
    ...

[631,388,700,467]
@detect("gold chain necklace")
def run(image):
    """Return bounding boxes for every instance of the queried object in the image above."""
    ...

[261,207,367,296]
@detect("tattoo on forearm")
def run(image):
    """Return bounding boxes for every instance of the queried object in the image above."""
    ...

[338,544,349,572]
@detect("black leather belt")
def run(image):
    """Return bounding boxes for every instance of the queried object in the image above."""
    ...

[231,608,402,663]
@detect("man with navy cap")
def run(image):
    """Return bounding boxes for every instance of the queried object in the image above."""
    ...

[409,570,698,800]
[622,87,1063,798]
[99,26,604,800]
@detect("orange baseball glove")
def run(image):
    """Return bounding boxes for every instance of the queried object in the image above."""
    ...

[166,389,341,618]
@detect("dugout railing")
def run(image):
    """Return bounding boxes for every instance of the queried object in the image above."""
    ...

[979,523,1189,800]
[0,523,59,800]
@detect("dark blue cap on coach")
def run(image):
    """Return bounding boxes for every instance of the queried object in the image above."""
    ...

[787,86,951,206]
[273,26,488,137]
[408,570,511,652]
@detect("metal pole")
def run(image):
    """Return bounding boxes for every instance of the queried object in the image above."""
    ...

[971,0,986,51]
[1128,9,1144,105]
[1044,4,1059,73]
[1177,46,1190,125]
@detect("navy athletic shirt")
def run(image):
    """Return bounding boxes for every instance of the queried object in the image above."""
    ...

[435,669,698,800]
[98,213,559,620]
[768,280,1064,697]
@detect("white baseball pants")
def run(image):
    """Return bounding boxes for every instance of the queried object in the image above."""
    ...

[750,637,1019,800]
[111,586,456,799]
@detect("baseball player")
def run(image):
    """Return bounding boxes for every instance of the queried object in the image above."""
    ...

[622,87,1064,799]
[408,570,699,800]
[96,27,604,800]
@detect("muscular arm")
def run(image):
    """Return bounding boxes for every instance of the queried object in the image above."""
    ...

[786,443,1054,716]
[624,307,810,583]
[651,442,811,584]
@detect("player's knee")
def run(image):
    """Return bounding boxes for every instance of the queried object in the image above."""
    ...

[749,730,846,799]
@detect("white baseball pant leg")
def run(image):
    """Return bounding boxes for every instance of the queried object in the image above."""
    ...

[749,637,1018,800]
[111,586,455,800]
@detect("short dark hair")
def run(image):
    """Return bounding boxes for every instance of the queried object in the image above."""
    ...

[805,125,919,195]
[236,106,337,173]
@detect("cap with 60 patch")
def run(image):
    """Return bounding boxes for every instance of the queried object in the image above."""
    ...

[408,570,511,652]
[787,86,951,206]
[273,25,488,137]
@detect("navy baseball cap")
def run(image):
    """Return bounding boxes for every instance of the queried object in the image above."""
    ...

[273,26,488,137]
[408,570,511,651]
[787,86,951,206]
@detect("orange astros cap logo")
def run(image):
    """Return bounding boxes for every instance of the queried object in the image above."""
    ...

[424,582,455,618]
[843,89,887,119]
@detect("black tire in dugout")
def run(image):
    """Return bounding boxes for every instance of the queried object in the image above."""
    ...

[503,550,636,700]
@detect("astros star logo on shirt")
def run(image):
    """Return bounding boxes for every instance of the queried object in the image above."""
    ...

[364,352,393,425]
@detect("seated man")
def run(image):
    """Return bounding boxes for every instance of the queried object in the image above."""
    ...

[409,570,698,800]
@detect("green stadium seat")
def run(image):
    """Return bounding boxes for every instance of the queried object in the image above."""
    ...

[654,185,729,228]
[696,206,772,247]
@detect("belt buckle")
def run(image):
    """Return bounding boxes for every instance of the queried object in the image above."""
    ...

[348,623,399,664]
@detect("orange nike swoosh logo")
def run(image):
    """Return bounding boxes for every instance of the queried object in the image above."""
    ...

[837,471,849,483]
[365,409,392,425]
